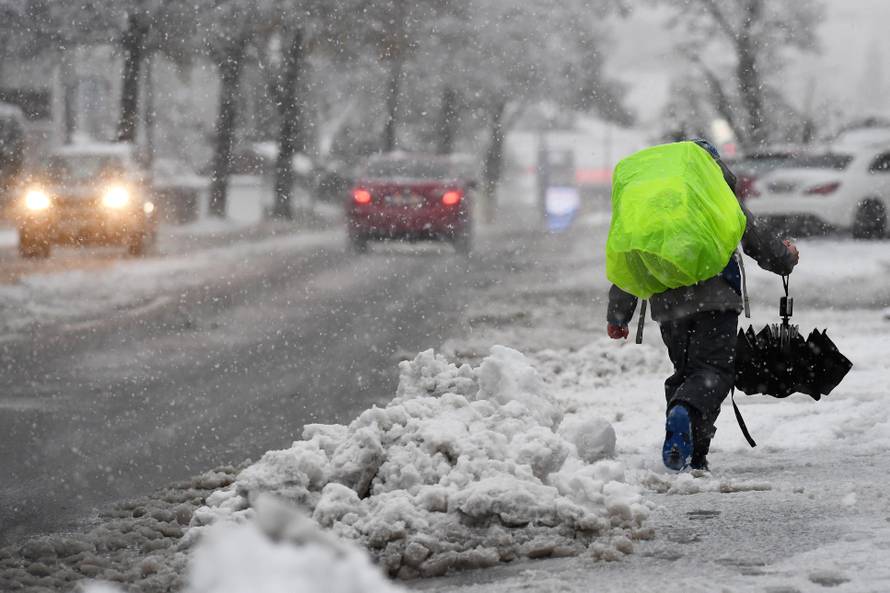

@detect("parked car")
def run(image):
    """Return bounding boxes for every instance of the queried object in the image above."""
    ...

[725,146,801,201]
[747,146,890,238]
[11,142,158,258]
[346,153,474,254]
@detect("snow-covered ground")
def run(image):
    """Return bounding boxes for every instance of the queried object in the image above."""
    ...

[0,225,343,336]
[178,222,890,592]
[415,226,890,592]
[187,345,649,578]
[2,214,889,593]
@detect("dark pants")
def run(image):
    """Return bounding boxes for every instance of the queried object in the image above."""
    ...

[659,310,738,454]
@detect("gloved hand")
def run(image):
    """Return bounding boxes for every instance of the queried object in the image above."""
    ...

[607,323,629,340]
[783,239,800,266]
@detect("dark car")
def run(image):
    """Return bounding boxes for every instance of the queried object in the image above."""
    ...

[11,143,157,258]
[725,146,801,201]
[346,154,474,254]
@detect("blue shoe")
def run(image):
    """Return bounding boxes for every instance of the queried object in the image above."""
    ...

[663,404,694,471]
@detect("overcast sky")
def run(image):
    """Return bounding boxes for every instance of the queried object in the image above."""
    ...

[606,0,890,128]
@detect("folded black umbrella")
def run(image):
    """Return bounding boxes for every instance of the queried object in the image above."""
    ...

[805,328,853,395]
[734,279,852,400]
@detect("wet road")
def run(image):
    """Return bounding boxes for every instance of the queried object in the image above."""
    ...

[0,223,538,545]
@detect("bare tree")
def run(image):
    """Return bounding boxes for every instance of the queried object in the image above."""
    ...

[663,0,824,147]
[270,27,305,220]
[116,10,152,143]
[354,0,457,152]
[115,1,203,146]
[207,29,252,218]
[451,0,629,222]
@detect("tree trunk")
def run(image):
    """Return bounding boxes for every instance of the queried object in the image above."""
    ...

[435,88,458,155]
[481,100,507,224]
[382,52,403,153]
[272,29,305,221]
[382,0,405,153]
[736,0,766,148]
[117,13,150,143]
[143,55,155,167]
[60,52,77,145]
[0,38,8,87]
[208,36,249,219]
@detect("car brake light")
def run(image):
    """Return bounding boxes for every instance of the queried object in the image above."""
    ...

[804,181,840,196]
[353,189,372,205]
[442,190,462,206]
[737,177,759,199]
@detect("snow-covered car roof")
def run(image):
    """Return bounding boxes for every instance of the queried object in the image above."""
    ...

[830,127,890,149]
[800,143,890,164]
[152,157,209,189]
[0,103,25,121]
[362,152,475,181]
[52,142,136,159]
[732,144,804,160]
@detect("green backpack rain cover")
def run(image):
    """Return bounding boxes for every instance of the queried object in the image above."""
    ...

[606,141,747,299]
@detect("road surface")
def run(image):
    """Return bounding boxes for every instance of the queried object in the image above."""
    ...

[0,221,541,545]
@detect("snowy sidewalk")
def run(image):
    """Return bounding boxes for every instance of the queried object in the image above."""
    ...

[414,226,890,593]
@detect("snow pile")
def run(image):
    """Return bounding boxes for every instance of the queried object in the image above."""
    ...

[187,496,404,593]
[82,495,403,593]
[192,346,650,578]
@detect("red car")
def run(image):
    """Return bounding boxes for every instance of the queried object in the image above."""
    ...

[346,154,473,254]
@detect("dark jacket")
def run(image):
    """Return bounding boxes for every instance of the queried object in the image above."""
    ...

[607,156,796,325]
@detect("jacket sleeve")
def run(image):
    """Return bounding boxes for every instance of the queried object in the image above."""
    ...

[607,284,638,325]
[715,157,797,277]
[737,201,797,276]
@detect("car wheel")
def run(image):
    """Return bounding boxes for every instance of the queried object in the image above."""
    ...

[18,230,51,259]
[349,234,369,254]
[852,200,887,239]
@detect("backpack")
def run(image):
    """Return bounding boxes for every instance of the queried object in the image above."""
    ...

[606,141,747,299]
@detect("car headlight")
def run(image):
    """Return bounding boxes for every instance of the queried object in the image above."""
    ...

[24,189,51,211]
[143,201,155,214]
[102,186,131,209]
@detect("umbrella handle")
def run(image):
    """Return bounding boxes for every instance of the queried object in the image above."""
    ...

[780,275,793,327]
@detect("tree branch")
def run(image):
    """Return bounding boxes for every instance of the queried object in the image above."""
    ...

[503,101,527,132]
[695,61,745,144]
[696,0,737,41]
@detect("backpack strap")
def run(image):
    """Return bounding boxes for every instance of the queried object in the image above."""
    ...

[731,389,757,447]
[737,249,751,319]
[635,300,647,344]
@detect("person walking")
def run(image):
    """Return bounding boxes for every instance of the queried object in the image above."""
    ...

[606,139,799,471]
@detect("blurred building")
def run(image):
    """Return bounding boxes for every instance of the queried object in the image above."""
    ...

[504,114,649,210]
